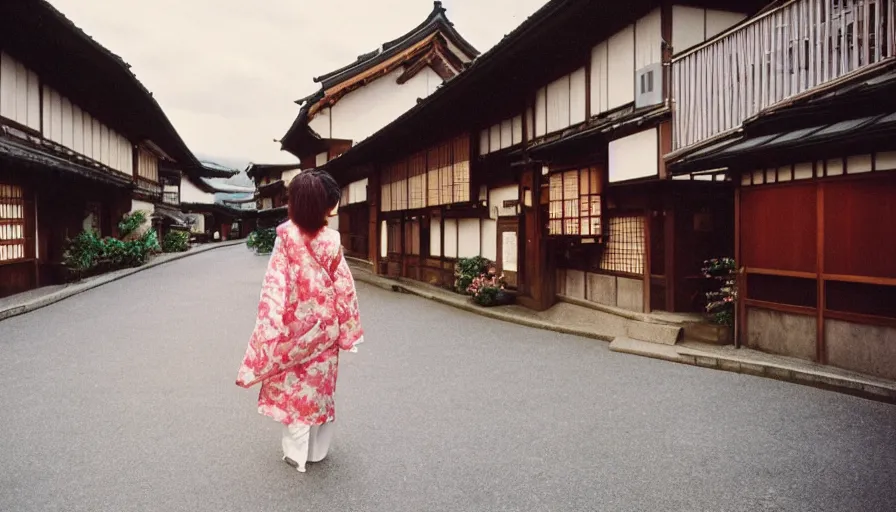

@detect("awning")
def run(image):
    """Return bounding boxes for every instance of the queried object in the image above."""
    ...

[670,111,896,174]
[0,134,134,188]
[152,204,188,226]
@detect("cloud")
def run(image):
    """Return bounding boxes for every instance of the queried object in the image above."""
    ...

[46,0,549,164]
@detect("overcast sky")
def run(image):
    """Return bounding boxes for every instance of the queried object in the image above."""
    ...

[48,0,549,169]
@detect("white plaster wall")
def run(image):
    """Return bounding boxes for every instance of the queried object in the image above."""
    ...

[607,25,635,110]
[430,217,441,257]
[635,8,663,69]
[181,178,215,204]
[481,220,497,261]
[282,169,301,184]
[706,10,746,39]
[329,66,441,143]
[308,107,331,138]
[0,52,40,131]
[489,185,519,218]
[457,218,480,258]
[443,218,458,259]
[609,128,658,183]
[672,5,746,54]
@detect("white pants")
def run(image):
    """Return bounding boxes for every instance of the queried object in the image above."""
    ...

[281,422,335,472]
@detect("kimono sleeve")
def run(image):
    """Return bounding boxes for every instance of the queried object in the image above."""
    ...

[235,237,291,387]
[333,253,364,351]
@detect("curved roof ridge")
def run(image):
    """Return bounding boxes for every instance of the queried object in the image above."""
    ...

[312,1,478,87]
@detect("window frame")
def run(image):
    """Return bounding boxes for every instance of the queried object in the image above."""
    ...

[547,167,603,238]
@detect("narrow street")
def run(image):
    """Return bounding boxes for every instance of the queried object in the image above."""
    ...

[0,246,894,512]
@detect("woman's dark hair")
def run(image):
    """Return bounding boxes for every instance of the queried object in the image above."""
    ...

[287,169,341,233]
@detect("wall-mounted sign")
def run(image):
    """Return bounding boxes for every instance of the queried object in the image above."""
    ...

[503,199,520,208]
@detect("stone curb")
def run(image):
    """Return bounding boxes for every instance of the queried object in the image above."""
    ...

[0,240,245,323]
[352,267,896,404]
[351,269,614,342]
[609,337,896,404]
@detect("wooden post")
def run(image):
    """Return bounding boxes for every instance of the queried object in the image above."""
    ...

[368,171,380,273]
[734,185,743,349]
[643,207,652,313]
[664,205,676,312]
[816,181,826,363]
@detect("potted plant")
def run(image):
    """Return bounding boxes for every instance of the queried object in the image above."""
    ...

[702,257,737,343]
[467,265,514,307]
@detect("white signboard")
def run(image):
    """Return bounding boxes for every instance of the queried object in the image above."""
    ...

[502,231,518,273]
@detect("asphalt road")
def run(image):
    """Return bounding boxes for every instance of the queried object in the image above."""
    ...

[1,246,894,512]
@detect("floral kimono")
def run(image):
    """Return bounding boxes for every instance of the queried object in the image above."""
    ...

[236,222,363,428]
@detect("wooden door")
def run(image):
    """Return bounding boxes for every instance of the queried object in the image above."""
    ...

[496,217,519,289]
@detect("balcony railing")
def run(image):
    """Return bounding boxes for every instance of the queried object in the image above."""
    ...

[163,192,180,205]
[672,0,896,151]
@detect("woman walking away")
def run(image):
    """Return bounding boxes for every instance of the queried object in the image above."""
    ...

[236,170,364,473]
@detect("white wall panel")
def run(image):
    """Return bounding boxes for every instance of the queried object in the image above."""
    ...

[705,10,745,39]
[443,218,458,259]
[635,9,663,69]
[607,26,635,110]
[0,52,41,131]
[429,217,442,257]
[535,87,547,137]
[458,218,481,258]
[672,5,706,53]
[525,107,534,141]
[480,219,497,261]
[500,119,513,150]
[511,115,523,145]
[100,124,110,167]
[72,105,84,154]
[479,129,489,155]
[181,178,214,204]
[380,221,388,259]
[91,117,101,160]
[308,108,331,138]
[50,89,63,143]
[570,67,587,124]
[609,128,658,183]
[489,124,501,151]
[546,74,570,133]
[590,42,609,115]
[61,97,73,148]
[489,185,518,218]
[82,112,94,159]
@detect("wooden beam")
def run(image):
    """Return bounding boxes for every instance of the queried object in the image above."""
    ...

[816,180,825,363]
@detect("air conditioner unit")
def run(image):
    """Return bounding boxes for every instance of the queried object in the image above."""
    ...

[635,62,662,108]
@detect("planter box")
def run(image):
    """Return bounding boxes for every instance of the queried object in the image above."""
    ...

[472,290,516,308]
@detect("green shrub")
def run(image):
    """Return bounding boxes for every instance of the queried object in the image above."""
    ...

[63,230,104,274]
[162,230,190,253]
[118,211,148,239]
[453,256,492,294]
[246,227,277,254]
[62,213,162,279]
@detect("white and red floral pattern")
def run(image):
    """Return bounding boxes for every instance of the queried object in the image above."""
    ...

[236,222,363,427]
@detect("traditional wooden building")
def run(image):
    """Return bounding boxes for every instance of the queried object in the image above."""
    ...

[179,165,255,241]
[0,0,202,297]
[666,0,896,380]
[315,0,766,312]
[279,1,479,169]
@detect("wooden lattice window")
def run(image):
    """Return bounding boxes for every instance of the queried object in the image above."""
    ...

[408,152,426,210]
[380,168,392,213]
[0,184,26,262]
[452,136,470,203]
[600,215,645,275]
[548,168,602,236]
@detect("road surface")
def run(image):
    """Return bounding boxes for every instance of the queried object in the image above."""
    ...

[0,246,894,511]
